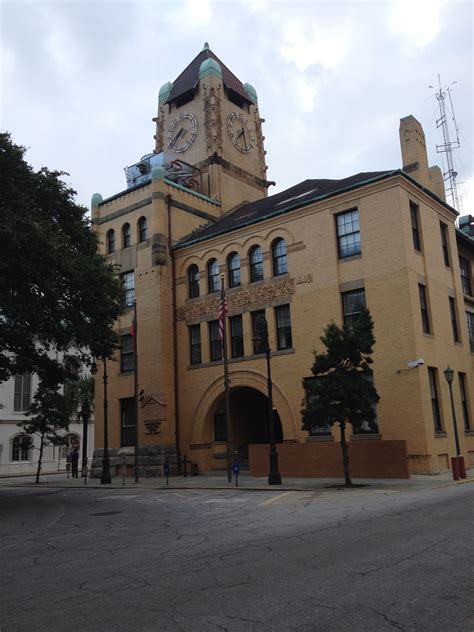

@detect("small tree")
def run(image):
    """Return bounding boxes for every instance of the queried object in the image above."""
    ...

[18,383,72,484]
[64,375,95,473]
[302,307,380,486]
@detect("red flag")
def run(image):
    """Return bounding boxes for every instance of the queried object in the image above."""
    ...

[130,315,136,338]
[218,290,228,341]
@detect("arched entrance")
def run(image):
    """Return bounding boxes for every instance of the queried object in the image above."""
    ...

[213,387,283,465]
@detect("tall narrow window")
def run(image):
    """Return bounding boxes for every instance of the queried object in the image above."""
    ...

[188,265,200,298]
[467,311,474,352]
[12,435,31,461]
[449,297,460,342]
[209,320,222,361]
[336,209,361,258]
[275,304,292,350]
[440,222,450,267]
[459,257,472,296]
[272,238,287,276]
[138,217,147,243]
[13,373,31,412]
[227,253,241,288]
[251,310,266,355]
[229,315,244,358]
[189,324,201,365]
[121,272,135,308]
[418,284,431,334]
[459,372,471,431]
[249,246,263,282]
[207,259,220,293]
[122,223,131,249]
[120,398,136,447]
[120,335,135,372]
[428,367,443,433]
[410,202,422,252]
[106,229,115,254]
[342,289,366,325]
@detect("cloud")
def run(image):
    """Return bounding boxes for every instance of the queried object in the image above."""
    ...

[388,0,443,49]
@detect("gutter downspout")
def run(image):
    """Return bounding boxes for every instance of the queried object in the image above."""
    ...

[166,194,182,474]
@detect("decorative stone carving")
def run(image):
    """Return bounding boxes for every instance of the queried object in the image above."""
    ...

[177,278,295,321]
[203,86,222,153]
[296,273,313,284]
[253,109,266,178]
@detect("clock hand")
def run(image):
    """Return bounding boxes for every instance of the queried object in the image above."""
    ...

[170,127,184,147]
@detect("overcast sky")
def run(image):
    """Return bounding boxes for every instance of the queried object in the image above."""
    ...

[1,0,473,216]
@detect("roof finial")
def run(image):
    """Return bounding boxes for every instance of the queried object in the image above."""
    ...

[202,42,209,51]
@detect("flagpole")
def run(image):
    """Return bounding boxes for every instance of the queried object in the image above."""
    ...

[133,299,139,483]
[220,274,232,484]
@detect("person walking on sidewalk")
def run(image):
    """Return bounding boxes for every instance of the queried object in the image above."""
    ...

[70,447,79,478]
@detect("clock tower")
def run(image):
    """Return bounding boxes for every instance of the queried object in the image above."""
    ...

[153,43,271,212]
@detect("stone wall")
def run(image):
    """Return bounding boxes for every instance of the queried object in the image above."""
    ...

[90,444,178,478]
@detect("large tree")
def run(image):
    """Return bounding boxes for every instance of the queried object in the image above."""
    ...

[302,307,380,486]
[0,133,121,385]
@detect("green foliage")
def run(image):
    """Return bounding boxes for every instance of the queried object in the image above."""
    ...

[18,383,72,446]
[64,375,95,423]
[302,307,380,433]
[0,133,121,386]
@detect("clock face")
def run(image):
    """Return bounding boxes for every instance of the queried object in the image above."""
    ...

[227,112,255,153]
[167,112,198,153]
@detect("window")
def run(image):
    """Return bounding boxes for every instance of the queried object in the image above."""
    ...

[459,373,471,431]
[272,238,288,276]
[106,229,115,254]
[229,315,244,358]
[120,398,136,447]
[251,310,266,354]
[440,222,450,266]
[122,223,131,249]
[275,304,292,350]
[227,253,241,288]
[188,265,200,299]
[189,324,201,365]
[138,217,147,243]
[410,202,422,252]
[336,209,361,258]
[12,435,31,461]
[459,257,472,296]
[121,272,135,308]
[207,259,220,293]
[249,246,263,282]
[418,284,431,334]
[428,367,443,433]
[209,320,222,361]
[120,335,135,372]
[342,289,366,325]
[467,312,474,352]
[214,411,227,442]
[449,297,460,343]
[14,373,31,412]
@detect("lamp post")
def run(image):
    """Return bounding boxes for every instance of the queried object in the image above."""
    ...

[253,315,282,485]
[443,366,466,480]
[92,359,112,484]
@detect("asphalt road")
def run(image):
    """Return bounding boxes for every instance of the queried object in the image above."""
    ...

[1,483,473,632]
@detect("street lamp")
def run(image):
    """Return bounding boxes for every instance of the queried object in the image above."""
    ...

[253,314,282,485]
[443,366,466,481]
[92,359,111,484]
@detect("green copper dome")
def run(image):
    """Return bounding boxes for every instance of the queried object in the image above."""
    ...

[243,83,258,104]
[91,193,103,208]
[151,165,164,181]
[158,81,174,103]
[199,58,222,80]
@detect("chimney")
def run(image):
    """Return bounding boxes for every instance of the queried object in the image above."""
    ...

[399,115,430,187]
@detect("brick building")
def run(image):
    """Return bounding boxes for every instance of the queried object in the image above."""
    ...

[90,45,474,478]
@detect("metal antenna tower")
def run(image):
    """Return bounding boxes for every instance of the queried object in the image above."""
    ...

[433,74,461,211]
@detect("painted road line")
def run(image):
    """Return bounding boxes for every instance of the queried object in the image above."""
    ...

[261,491,292,506]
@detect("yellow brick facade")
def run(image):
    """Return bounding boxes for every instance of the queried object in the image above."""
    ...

[91,47,474,477]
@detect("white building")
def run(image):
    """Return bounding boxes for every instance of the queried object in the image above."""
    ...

[0,372,95,476]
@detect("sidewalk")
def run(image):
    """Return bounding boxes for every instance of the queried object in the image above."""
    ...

[1,469,472,492]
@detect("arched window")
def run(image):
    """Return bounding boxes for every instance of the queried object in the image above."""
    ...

[249,245,263,283]
[122,223,131,249]
[12,434,32,462]
[227,252,241,288]
[188,264,200,299]
[272,238,287,276]
[138,217,147,243]
[207,259,220,293]
[106,229,115,254]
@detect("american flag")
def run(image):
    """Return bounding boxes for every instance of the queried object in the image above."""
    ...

[130,314,136,338]
[218,289,228,341]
